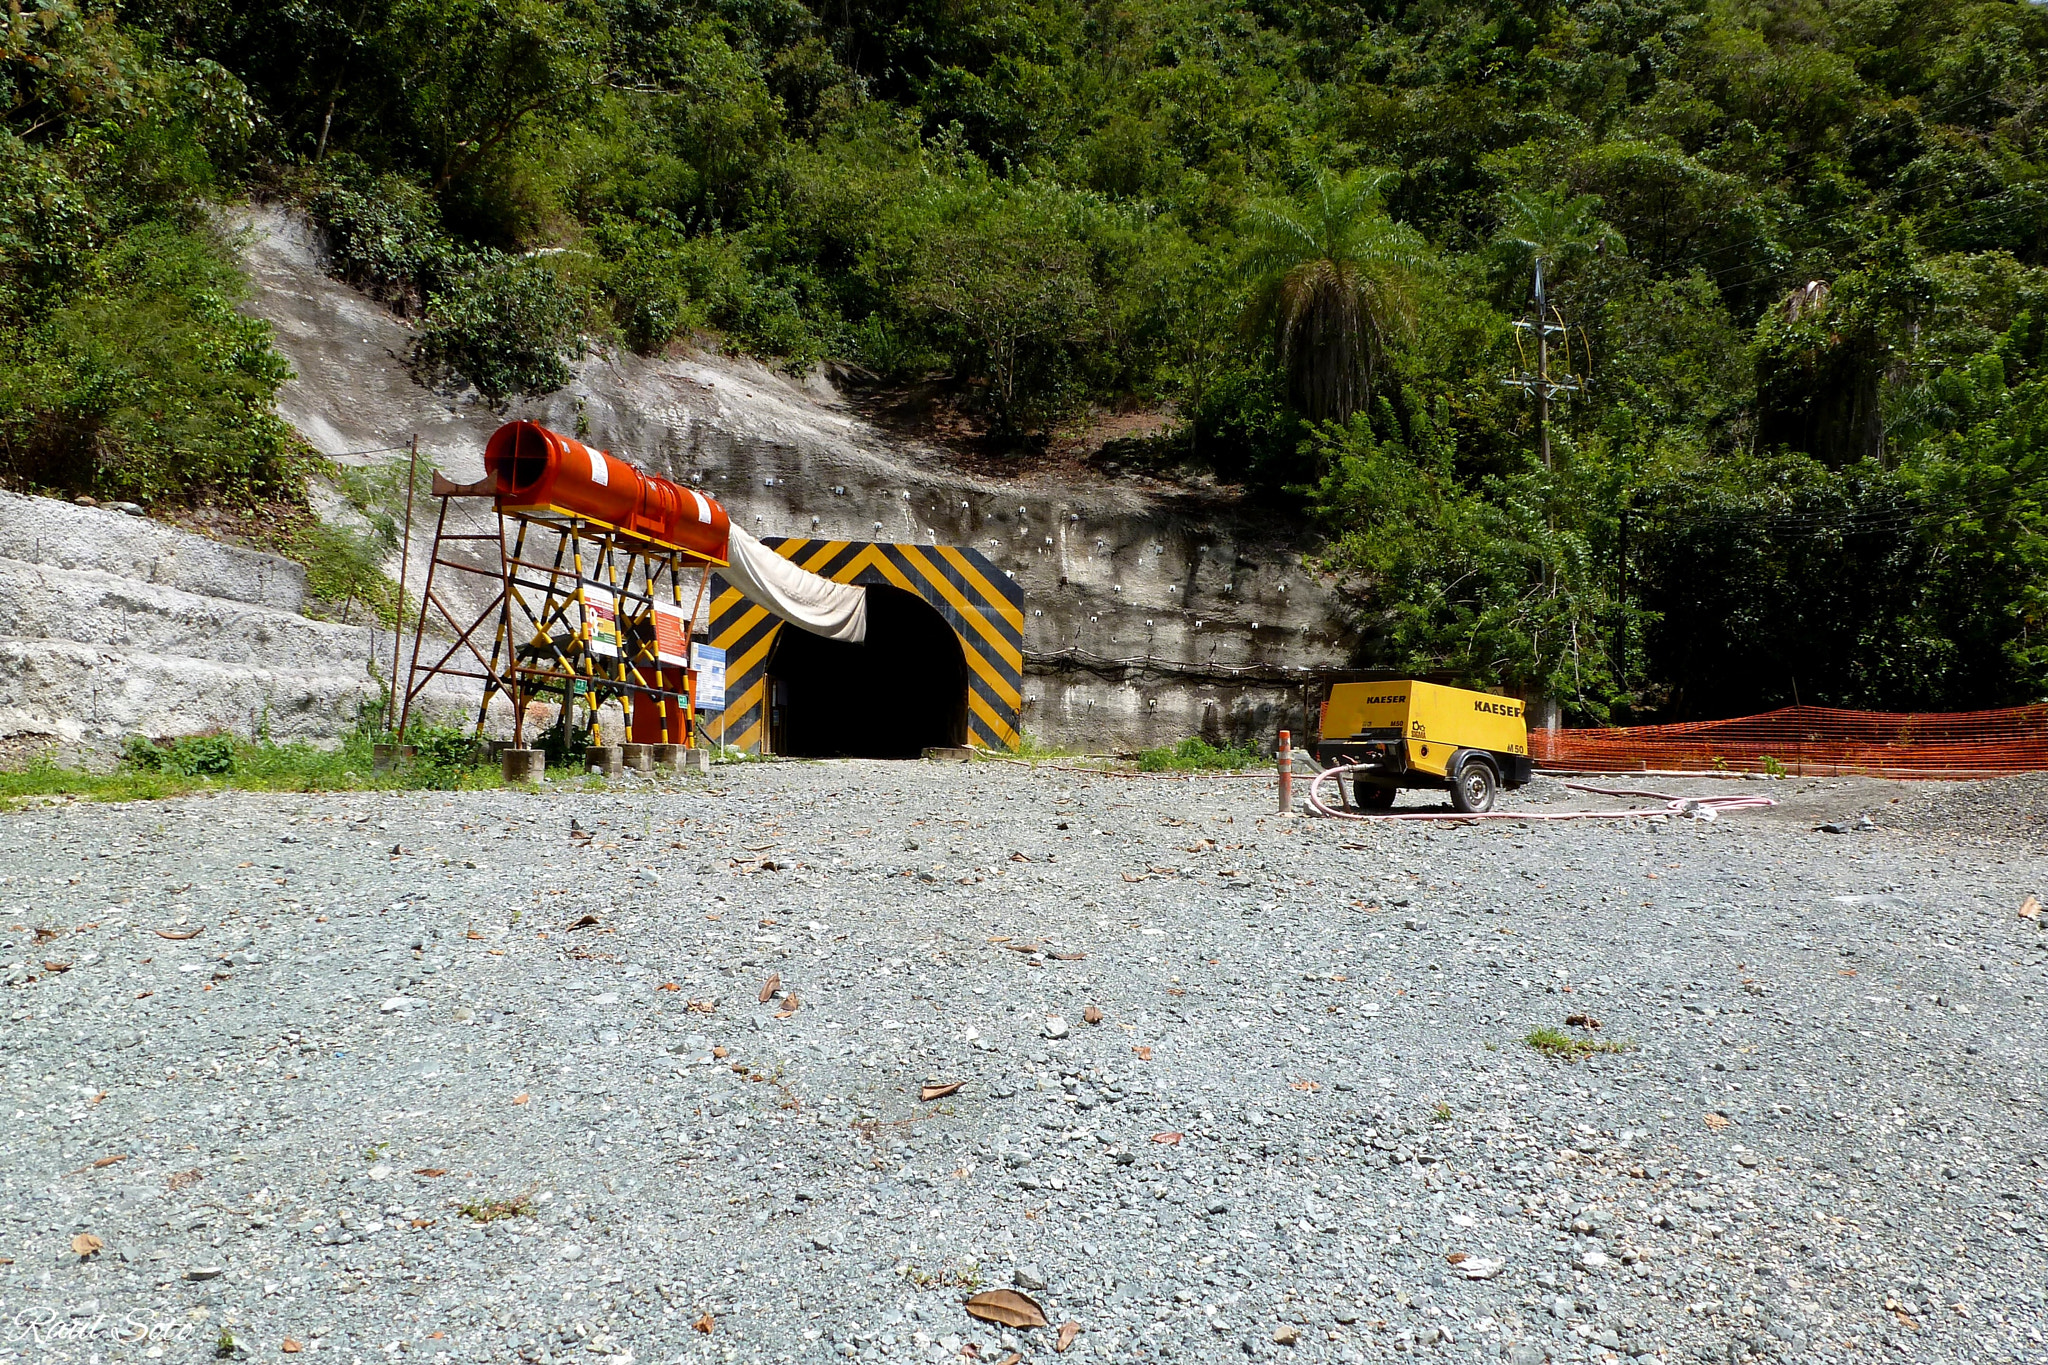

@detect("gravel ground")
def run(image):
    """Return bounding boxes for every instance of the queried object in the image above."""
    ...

[4,762,2045,1365]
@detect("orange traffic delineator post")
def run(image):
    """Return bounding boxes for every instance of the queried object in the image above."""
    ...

[1277,728,1293,814]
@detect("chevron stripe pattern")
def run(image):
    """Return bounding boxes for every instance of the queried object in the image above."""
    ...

[707,539,1025,753]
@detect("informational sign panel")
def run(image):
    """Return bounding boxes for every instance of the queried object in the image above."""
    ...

[584,587,619,658]
[691,642,725,710]
[651,606,689,665]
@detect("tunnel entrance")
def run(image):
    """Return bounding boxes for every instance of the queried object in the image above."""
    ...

[763,585,968,758]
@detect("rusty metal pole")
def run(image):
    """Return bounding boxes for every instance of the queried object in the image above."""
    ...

[1277,728,1293,815]
[386,436,419,735]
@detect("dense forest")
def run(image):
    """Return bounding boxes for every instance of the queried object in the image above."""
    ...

[1,0,2044,720]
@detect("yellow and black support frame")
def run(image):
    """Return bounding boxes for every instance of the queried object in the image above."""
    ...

[706,539,1024,753]
[394,496,722,749]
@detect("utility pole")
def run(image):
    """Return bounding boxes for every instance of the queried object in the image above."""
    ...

[1502,257,1579,469]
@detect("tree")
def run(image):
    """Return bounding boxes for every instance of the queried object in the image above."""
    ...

[1241,169,1426,426]
[907,195,1099,434]
[1495,189,1625,282]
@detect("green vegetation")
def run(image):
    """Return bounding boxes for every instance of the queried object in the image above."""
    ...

[1135,736,1266,771]
[1525,1026,1629,1063]
[457,1192,534,1223]
[0,719,504,807]
[2,0,2043,720]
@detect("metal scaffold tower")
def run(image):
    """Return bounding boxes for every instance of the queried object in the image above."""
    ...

[393,492,715,751]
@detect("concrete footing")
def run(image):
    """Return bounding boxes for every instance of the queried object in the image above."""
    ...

[501,748,544,782]
[923,746,974,762]
[620,743,656,773]
[586,745,624,777]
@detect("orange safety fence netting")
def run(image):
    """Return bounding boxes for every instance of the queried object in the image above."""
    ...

[1530,704,2048,779]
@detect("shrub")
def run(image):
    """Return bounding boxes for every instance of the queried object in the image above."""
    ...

[1135,736,1265,771]
[413,256,593,406]
[123,732,238,776]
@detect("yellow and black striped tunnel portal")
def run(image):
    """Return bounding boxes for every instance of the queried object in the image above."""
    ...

[706,540,1023,757]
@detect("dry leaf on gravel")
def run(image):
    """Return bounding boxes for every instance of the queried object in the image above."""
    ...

[280,1339,303,1353]
[759,973,781,1003]
[1133,1046,1153,1060]
[2022,895,2042,920]
[994,1354,1021,1365]
[1288,1079,1321,1092]
[90,1154,126,1169]
[964,1289,1048,1329]
[657,982,680,991]
[71,1233,103,1257]
[465,930,484,940]
[921,1081,963,1102]
[1056,1320,1080,1352]
[565,914,601,931]
[1083,1005,1103,1025]
[1704,1113,1731,1130]
[693,1313,714,1333]
[775,993,801,1018]
[166,1170,201,1191]
[153,927,202,940]
[512,1093,530,1106]
[1150,1131,1182,1145]
[1564,1014,1603,1029]
[1047,951,1087,961]
[413,1168,447,1177]
[1444,1252,1467,1264]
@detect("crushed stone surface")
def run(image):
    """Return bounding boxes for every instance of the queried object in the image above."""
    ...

[3,762,2044,1364]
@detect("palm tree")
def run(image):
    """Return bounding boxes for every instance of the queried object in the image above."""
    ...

[1242,169,1427,425]
[1495,189,1623,282]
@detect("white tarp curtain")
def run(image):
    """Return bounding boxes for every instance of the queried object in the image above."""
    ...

[720,524,868,643]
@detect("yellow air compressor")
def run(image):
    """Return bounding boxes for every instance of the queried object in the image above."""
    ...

[1316,680,1533,814]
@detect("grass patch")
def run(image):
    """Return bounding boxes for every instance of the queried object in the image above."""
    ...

[1000,731,1092,762]
[457,1193,534,1223]
[1,720,506,809]
[1430,1102,1452,1124]
[1525,1027,1629,1063]
[1134,736,1266,772]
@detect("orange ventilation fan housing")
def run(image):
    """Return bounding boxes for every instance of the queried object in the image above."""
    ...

[481,420,729,564]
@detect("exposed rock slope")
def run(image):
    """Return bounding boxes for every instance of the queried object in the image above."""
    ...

[235,206,1359,750]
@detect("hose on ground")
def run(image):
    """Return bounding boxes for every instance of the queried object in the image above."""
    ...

[1303,763,1778,822]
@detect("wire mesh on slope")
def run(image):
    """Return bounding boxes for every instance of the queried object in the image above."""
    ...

[1530,704,2048,779]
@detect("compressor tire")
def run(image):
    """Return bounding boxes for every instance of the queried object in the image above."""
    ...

[1353,779,1398,810]
[1450,759,1497,814]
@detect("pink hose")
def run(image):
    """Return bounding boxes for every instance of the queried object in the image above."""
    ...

[1303,764,1778,822]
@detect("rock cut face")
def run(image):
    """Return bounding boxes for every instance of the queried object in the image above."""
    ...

[234,207,1359,752]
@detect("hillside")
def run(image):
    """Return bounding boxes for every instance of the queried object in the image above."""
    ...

[1,0,2045,721]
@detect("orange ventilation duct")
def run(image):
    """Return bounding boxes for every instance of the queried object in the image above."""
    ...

[482,420,729,563]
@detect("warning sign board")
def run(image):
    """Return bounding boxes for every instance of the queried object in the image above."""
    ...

[652,606,689,665]
[691,642,725,710]
[584,587,620,658]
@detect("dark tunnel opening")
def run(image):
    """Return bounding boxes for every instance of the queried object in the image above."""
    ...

[763,585,969,758]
